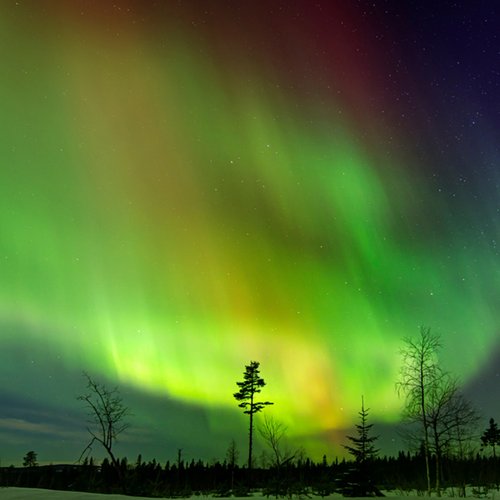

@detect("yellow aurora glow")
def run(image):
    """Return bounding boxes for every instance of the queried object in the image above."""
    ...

[1,1,499,460]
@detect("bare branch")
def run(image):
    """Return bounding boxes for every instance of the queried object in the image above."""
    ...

[77,372,130,478]
[258,415,294,468]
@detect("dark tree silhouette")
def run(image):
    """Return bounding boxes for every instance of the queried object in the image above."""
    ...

[22,451,38,467]
[396,326,443,495]
[259,415,297,497]
[259,414,294,468]
[481,418,500,457]
[234,360,273,472]
[225,439,239,492]
[426,378,478,495]
[344,397,379,463]
[396,328,477,497]
[226,439,239,468]
[342,397,380,496]
[77,372,130,490]
[449,392,480,460]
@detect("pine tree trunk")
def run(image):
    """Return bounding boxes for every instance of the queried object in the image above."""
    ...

[248,409,253,471]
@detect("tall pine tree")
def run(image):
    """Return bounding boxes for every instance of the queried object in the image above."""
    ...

[234,361,273,472]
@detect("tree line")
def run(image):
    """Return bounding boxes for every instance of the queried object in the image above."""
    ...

[2,446,500,497]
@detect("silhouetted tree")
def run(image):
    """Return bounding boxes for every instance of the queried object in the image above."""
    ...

[396,326,443,495]
[396,328,478,497]
[226,439,239,468]
[226,438,239,492]
[481,418,500,457]
[442,391,480,496]
[449,392,480,460]
[344,397,379,463]
[342,397,379,496]
[259,414,294,468]
[77,372,130,491]
[23,451,38,467]
[234,360,273,472]
[426,377,479,495]
[259,414,298,497]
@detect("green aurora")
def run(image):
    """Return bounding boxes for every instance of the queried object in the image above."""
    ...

[1,1,499,462]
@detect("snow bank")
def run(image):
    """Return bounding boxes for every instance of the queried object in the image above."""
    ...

[1,490,497,500]
[0,487,155,499]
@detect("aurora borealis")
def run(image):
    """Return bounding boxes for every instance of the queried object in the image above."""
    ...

[1,1,500,464]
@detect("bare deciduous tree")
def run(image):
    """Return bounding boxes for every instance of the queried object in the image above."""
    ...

[449,392,479,459]
[396,327,444,495]
[259,415,297,497]
[426,376,478,495]
[440,390,479,496]
[258,414,295,468]
[77,372,130,487]
[396,327,478,497]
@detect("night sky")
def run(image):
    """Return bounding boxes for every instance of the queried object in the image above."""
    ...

[1,1,500,466]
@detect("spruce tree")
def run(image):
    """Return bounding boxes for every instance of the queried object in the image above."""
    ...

[342,397,379,496]
[234,361,273,472]
[481,418,500,457]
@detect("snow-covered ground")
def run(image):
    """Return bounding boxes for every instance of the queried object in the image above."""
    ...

[1,490,499,500]
[1,488,152,499]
